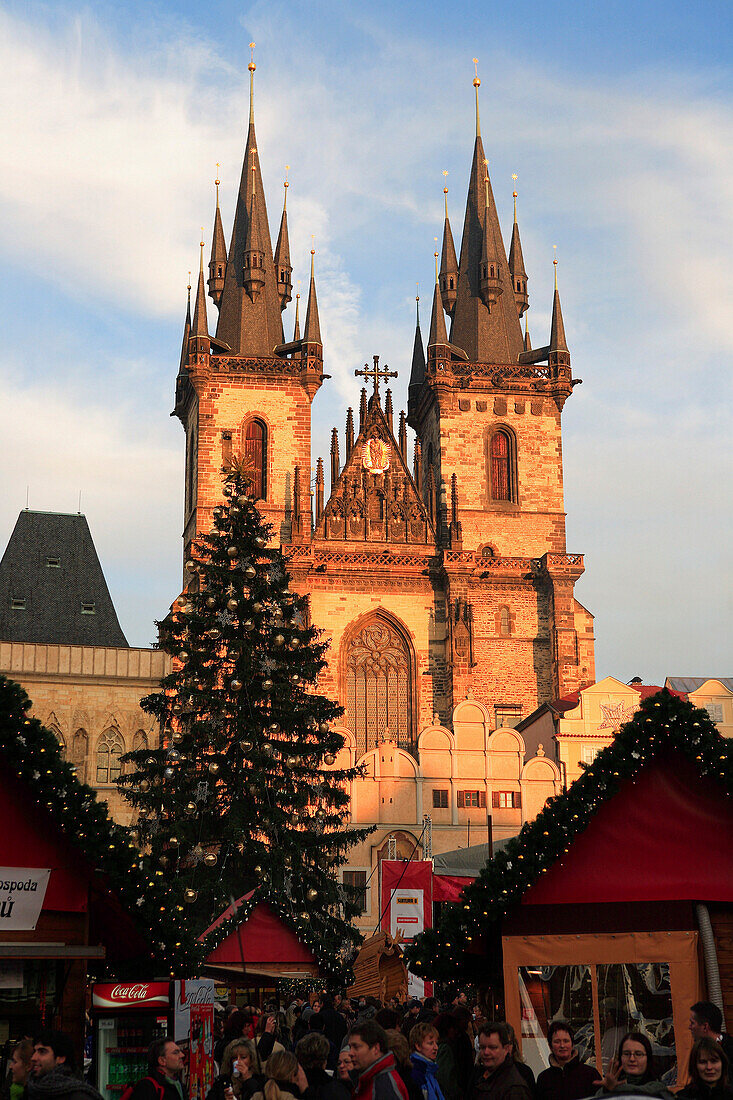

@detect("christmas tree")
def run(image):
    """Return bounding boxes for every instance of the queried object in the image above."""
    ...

[119,457,373,974]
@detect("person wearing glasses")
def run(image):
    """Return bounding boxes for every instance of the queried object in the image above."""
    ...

[596,1032,673,1098]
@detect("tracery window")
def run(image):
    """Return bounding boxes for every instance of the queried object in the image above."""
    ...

[490,428,516,502]
[344,615,414,757]
[96,729,125,785]
[243,419,266,500]
[133,730,148,752]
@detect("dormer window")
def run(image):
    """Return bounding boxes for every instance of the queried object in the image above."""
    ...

[11,597,26,610]
[81,601,96,615]
[46,556,61,568]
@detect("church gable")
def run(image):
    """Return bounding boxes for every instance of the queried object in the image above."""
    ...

[316,394,434,545]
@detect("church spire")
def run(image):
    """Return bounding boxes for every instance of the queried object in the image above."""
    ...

[208,166,227,308]
[191,235,210,357]
[179,273,192,369]
[407,292,426,428]
[293,289,301,340]
[508,178,529,317]
[549,254,569,357]
[274,168,293,310]
[439,177,459,317]
[215,45,285,356]
[479,162,503,310]
[428,250,449,350]
[449,64,524,364]
[303,249,322,346]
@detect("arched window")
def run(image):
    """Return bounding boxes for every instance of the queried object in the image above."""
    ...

[73,729,88,782]
[490,429,516,502]
[499,606,511,635]
[96,729,125,785]
[343,614,414,757]
[243,419,266,500]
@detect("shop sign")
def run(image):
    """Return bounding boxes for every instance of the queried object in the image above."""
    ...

[0,868,50,929]
[93,982,170,1009]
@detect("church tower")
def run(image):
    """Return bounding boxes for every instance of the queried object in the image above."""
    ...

[173,49,324,573]
[407,65,594,704]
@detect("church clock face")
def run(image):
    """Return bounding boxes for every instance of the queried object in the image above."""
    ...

[362,438,390,474]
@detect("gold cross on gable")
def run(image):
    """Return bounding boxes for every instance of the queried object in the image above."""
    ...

[354,354,398,398]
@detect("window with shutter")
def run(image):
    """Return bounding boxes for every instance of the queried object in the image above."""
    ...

[433,789,449,809]
[243,419,267,500]
[490,429,517,502]
[457,791,465,808]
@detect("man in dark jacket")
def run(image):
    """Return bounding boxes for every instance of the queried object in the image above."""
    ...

[535,1022,599,1100]
[130,1038,186,1100]
[349,1022,408,1100]
[468,1024,532,1100]
[28,1032,103,1100]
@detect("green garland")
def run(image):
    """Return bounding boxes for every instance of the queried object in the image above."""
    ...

[0,674,190,972]
[405,688,732,981]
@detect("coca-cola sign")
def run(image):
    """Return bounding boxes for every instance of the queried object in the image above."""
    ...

[93,982,170,1009]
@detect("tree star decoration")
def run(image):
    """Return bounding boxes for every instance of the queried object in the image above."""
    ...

[598,701,636,732]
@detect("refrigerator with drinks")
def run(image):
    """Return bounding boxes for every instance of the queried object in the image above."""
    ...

[90,981,173,1095]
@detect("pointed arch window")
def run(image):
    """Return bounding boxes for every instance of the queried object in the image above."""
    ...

[243,419,267,500]
[96,729,125,785]
[490,428,517,503]
[343,614,415,757]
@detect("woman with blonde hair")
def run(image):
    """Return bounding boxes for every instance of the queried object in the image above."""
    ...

[207,1039,265,1100]
[251,1051,309,1100]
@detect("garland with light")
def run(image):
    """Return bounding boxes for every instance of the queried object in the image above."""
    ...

[405,689,732,982]
[0,674,189,973]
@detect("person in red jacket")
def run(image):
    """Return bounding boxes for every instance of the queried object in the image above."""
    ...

[348,1022,408,1100]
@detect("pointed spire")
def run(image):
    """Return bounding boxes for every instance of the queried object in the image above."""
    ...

[208,166,228,308]
[192,235,209,340]
[330,428,340,490]
[315,458,324,523]
[479,163,503,310]
[359,388,368,431]
[293,290,301,340]
[428,250,449,349]
[508,177,529,317]
[385,389,394,431]
[274,168,293,310]
[398,410,408,460]
[439,176,459,317]
[449,69,524,364]
[413,438,422,493]
[179,274,192,369]
[303,248,322,347]
[345,408,355,458]
[549,253,569,356]
[408,292,426,426]
[215,45,285,356]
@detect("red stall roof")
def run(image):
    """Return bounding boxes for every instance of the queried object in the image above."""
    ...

[201,892,319,977]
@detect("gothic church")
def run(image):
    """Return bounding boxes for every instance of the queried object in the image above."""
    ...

[173,57,595,930]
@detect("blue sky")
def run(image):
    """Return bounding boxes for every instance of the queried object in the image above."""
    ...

[1,0,731,683]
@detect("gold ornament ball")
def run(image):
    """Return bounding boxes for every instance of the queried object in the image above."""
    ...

[230,678,243,692]
[299,911,310,921]
[184,888,198,903]
[253,864,262,874]
[307,888,318,901]
[209,762,221,775]
[274,634,285,647]
[290,638,300,649]
[240,739,253,752]
[206,597,217,609]
[203,852,218,867]
[254,535,266,548]
[227,598,238,612]
[243,618,254,630]
[244,565,257,579]
[262,679,274,692]
[172,731,184,744]
[237,494,249,505]
[227,547,238,559]
[324,753,335,766]
[289,673,300,685]
[269,722,280,733]
[252,602,263,613]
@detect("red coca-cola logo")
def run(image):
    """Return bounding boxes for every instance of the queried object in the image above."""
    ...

[93,982,169,1009]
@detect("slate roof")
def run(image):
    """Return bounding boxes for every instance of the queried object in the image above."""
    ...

[666,676,733,693]
[0,511,128,647]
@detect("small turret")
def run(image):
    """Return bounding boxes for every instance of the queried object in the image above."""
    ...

[479,165,503,310]
[330,428,340,490]
[413,438,422,493]
[302,249,322,347]
[407,294,426,428]
[508,181,529,317]
[315,457,324,524]
[428,251,449,353]
[243,155,266,300]
[549,255,570,373]
[523,311,532,352]
[439,181,459,317]
[293,290,301,340]
[208,168,227,308]
[179,273,192,370]
[359,388,368,432]
[385,388,394,432]
[345,408,354,459]
[398,410,408,461]
[274,169,293,310]
[190,236,210,358]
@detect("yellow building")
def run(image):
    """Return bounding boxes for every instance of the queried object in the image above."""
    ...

[665,678,733,739]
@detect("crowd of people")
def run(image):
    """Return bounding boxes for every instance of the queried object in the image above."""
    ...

[3,998,732,1100]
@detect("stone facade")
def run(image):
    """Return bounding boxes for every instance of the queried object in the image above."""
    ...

[0,641,170,825]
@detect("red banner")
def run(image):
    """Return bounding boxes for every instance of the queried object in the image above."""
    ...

[188,1002,215,1100]
[380,860,433,998]
[92,982,170,1009]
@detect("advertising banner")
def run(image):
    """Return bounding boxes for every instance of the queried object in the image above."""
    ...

[0,868,50,930]
[92,982,170,1010]
[380,860,433,998]
[174,979,216,1043]
[188,1002,215,1100]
